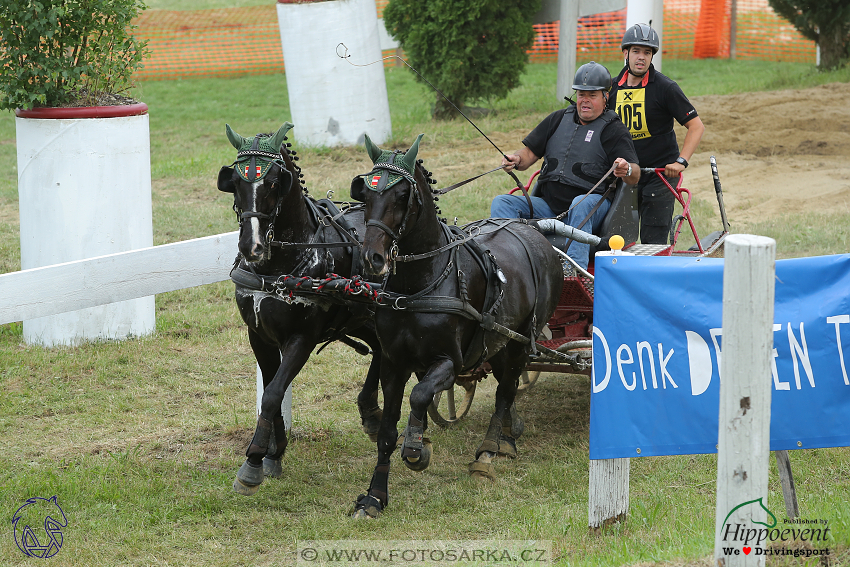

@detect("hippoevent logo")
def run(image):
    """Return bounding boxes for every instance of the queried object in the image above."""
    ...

[11,496,68,559]
[720,497,831,559]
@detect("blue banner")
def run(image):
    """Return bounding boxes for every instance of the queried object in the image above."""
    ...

[589,253,850,460]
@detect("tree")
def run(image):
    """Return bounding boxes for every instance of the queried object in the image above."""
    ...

[383,0,541,120]
[768,0,850,69]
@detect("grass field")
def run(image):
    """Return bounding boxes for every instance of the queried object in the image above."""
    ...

[1,58,850,566]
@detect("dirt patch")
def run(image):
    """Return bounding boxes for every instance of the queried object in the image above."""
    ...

[675,82,850,228]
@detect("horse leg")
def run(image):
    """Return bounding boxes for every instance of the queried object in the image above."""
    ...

[469,347,525,481]
[357,353,382,442]
[234,333,314,496]
[243,330,289,480]
[353,358,410,519]
[400,359,455,472]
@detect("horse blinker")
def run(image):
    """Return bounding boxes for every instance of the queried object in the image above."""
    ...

[218,166,236,193]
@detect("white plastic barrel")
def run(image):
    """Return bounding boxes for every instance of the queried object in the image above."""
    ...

[15,105,155,346]
[277,0,392,147]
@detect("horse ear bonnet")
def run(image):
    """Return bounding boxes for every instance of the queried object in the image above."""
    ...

[351,133,424,201]
[225,122,294,182]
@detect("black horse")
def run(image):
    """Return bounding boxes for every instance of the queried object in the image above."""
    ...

[217,123,382,496]
[348,135,564,518]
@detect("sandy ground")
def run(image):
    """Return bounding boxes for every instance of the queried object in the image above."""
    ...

[673,82,850,227]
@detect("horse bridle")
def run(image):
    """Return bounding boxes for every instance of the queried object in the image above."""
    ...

[363,157,424,271]
[230,135,290,251]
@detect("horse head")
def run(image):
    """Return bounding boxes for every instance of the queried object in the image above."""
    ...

[351,134,431,276]
[218,122,298,262]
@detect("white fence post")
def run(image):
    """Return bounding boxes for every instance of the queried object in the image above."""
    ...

[714,234,776,565]
[588,457,630,532]
[257,362,292,432]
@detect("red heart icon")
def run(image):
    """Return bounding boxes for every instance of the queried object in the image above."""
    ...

[743,547,752,555]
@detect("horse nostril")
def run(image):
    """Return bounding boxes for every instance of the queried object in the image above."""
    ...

[370,253,385,271]
[250,243,264,259]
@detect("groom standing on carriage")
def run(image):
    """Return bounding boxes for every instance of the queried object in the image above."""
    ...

[490,61,640,271]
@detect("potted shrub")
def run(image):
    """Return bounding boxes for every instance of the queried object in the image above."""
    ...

[0,0,154,346]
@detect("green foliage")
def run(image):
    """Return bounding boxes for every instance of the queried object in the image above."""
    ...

[384,0,541,119]
[0,0,150,111]
[767,0,850,69]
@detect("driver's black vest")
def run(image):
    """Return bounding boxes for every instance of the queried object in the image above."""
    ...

[537,106,617,191]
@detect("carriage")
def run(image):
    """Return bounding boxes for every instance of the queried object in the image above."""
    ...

[427,160,730,427]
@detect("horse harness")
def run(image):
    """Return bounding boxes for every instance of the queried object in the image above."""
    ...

[363,173,575,369]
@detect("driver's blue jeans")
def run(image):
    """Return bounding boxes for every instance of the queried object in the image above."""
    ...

[490,193,610,270]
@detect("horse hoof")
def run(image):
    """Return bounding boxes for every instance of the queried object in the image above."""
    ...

[352,508,377,519]
[402,438,432,472]
[263,457,282,478]
[468,459,496,481]
[497,435,518,459]
[475,438,500,458]
[233,477,261,496]
[233,460,264,496]
[352,494,383,519]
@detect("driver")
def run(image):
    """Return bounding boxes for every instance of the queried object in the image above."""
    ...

[608,23,705,245]
[490,61,639,271]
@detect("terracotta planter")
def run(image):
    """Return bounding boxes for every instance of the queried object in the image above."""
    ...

[15,103,155,346]
[276,0,392,146]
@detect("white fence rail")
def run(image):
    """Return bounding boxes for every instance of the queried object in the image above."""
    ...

[0,231,238,325]
[0,229,291,424]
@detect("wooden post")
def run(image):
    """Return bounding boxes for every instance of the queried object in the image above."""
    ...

[714,235,776,566]
[774,450,799,518]
[588,458,629,532]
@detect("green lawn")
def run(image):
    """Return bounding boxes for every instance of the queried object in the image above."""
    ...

[0,58,849,566]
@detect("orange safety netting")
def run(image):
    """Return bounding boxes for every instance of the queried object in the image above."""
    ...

[134,0,815,82]
[134,6,283,80]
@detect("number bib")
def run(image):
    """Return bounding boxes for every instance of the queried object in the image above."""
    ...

[615,89,651,141]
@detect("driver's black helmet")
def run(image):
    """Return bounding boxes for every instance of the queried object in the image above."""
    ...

[572,61,612,92]
[621,23,660,54]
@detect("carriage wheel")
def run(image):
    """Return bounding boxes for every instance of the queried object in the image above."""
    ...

[517,370,540,394]
[427,379,477,428]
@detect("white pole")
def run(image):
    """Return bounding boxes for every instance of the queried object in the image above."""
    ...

[257,361,292,431]
[714,234,776,566]
[556,0,579,102]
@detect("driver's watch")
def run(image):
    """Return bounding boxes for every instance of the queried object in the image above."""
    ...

[676,156,689,168]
